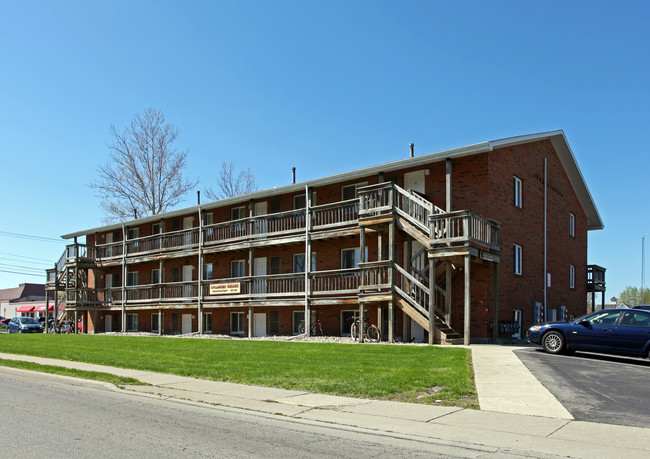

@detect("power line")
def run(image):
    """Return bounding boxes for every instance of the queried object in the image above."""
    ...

[0,263,45,273]
[0,257,51,266]
[0,251,54,262]
[0,269,45,277]
[0,231,65,243]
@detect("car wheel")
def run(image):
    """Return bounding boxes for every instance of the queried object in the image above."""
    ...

[542,331,565,354]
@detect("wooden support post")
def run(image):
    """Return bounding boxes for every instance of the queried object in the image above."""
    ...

[74,310,79,334]
[248,306,253,337]
[377,306,383,341]
[464,254,471,346]
[493,262,499,343]
[121,224,127,333]
[93,310,98,334]
[388,300,394,343]
[429,258,436,345]
[445,262,452,325]
[358,300,365,343]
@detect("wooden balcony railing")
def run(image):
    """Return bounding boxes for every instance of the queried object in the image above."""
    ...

[430,210,500,251]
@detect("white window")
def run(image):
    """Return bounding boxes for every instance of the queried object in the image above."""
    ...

[151,269,160,285]
[231,312,245,334]
[151,313,159,333]
[293,253,316,273]
[570,264,576,289]
[514,176,522,208]
[569,213,575,237]
[231,206,246,220]
[127,271,139,286]
[126,313,138,332]
[127,228,139,239]
[204,312,212,333]
[293,192,316,209]
[292,311,304,335]
[231,260,246,278]
[152,223,161,235]
[341,182,368,201]
[513,244,522,275]
[341,248,368,269]
[202,212,213,225]
[203,263,213,280]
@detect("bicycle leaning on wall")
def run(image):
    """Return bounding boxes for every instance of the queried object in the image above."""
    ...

[298,313,324,336]
[350,316,381,342]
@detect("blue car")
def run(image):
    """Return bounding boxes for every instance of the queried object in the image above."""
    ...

[527,308,650,358]
[7,316,44,333]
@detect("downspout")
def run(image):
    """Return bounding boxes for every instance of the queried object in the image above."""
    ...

[121,223,126,332]
[304,184,312,336]
[544,158,548,322]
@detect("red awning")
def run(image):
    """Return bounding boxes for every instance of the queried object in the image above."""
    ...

[16,305,35,312]
[34,305,54,312]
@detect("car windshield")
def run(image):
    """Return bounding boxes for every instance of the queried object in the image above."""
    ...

[19,317,40,325]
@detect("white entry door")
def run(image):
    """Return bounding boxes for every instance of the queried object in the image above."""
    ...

[183,265,194,299]
[182,314,192,334]
[404,170,426,194]
[105,314,112,333]
[183,216,194,246]
[254,201,268,236]
[254,313,267,337]
[253,257,267,295]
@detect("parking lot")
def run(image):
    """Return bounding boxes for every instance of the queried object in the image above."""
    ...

[515,347,650,428]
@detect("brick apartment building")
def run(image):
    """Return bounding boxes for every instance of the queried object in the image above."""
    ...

[46,130,603,344]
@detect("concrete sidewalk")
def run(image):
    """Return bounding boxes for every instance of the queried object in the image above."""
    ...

[1,346,647,458]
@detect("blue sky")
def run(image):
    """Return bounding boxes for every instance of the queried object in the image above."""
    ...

[1,0,648,300]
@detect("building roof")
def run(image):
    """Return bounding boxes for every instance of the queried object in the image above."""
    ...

[0,283,45,302]
[62,130,603,239]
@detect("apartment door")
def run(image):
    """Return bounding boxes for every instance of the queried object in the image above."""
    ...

[254,201,268,236]
[105,273,113,303]
[183,216,193,246]
[253,257,267,295]
[105,314,112,333]
[513,310,523,338]
[106,232,113,257]
[183,265,194,299]
[404,170,426,194]
[254,313,267,337]
[182,314,192,334]
[405,319,425,343]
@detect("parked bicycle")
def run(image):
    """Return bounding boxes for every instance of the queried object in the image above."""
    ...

[298,313,324,336]
[350,316,381,342]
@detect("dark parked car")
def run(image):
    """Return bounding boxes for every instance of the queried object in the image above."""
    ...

[0,317,9,325]
[633,305,650,310]
[527,308,650,358]
[7,317,44,333]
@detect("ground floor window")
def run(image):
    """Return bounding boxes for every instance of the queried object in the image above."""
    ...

[126,313,138,332]
[340,310,357,336]
[171,312,179,333]
[204,312,212,333]
[292,311,304,334]
[269,310,279,334]
[231,312,245,335]
[151,313,159,333]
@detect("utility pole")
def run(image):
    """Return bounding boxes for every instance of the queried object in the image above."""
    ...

[643,234,648,303]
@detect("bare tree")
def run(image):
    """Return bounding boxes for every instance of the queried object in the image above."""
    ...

[89,108,198,223]
[204,161,258,200]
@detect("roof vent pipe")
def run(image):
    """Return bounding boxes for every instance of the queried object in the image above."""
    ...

[409,143,414,157]
[292,167,296,184]
[197,190,201,205]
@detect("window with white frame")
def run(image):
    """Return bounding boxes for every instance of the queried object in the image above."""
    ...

[230,312,245,334]
[293,192,316,209]
[126,313,138,332]
[152,223,161,235]
[204,312,213,333]
[151,313,159,333]
[570,264,575,289]
[231,260,245,278]
[231,206,246,220]
[513,244,522,275]
[341,248,368,269]
[151,269,160,285]
[203,263,213,280]
[292,311,304,335]
[341,182,368,201]
[569,212,575,237]
[513,176,522,208]
[127,271,139,286]
[293,253,316,273]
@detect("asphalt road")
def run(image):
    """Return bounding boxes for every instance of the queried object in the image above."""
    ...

[0,367,489,459]
[514,347,650,428]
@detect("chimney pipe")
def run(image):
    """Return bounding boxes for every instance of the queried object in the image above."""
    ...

[292,167,296,184]
[409,143,414,157]
[197,190,201,205]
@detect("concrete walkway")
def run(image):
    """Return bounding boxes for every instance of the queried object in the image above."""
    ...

[1,346,648,458]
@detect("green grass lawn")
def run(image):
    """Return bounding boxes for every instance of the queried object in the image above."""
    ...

[0,334,477,408]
